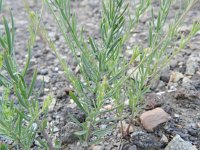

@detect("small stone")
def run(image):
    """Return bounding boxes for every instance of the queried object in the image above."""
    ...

[54,67,59,72]
[39,69,48,75]
[44,88,50,92]
[38,75,50,83]
[196,71,200,75]
[44,76,50,83]
[174,114,180,118]
[169,72,184,83]
[32,123,37,130]
[197,123,200,128]
[186,52,200,75]
[165,135,197,150]
[182,77,195,90]
[140,107,171,131]
[53,126,59,133]
[160,134,168,143]
[92,145,104,150]
[128,145,137,150]
[157,81,166,91]
[49,98,56,112]
[104,104,112,110]
[160,66,171,83]
[150,79,160,90]
[131,131,162,149]
[52,87,57,91]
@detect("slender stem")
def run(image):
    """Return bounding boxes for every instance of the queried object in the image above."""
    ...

[37,121,55,150]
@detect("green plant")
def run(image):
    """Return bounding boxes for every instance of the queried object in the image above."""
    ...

[44,0,200,145]
[0,4,56,150]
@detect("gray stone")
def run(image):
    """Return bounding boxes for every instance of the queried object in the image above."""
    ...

[131,131,161,150]
[150,79,160,91]
[160,66,171,83]
[128,145,137,150]
[39,69,48,75]
[160,134,169,143]
[186,52,200,75]
[165,135,197,150]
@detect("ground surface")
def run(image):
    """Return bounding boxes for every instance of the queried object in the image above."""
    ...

[0,0,200,150]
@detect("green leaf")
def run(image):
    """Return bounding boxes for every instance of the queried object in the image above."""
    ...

[74,130,87,136]
[92,125,114,137]
[10,11,15,50]
[0,0,3,12]
[0,37,6,49]
[42,95,52,111]
[69,91,87,115]
[3,17,12,55]
[42,119,47,130]
[4,54,17,82]
[28,69,37,98]
[15,87,28,109]
[0,53,3,68]
[88,37,99,60]
[0,143,9,150]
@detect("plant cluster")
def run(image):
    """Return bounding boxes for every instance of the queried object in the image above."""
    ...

[45,0,200,144]
[0,2,56,150]
[0,0,199,149]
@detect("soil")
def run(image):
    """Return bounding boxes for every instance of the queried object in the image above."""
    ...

[0,0,200,150]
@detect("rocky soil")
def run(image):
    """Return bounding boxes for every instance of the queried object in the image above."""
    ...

[0,0,200,150]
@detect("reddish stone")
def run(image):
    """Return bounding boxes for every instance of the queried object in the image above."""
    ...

[140,107,171,131]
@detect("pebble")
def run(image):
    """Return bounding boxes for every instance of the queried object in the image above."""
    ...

[197,123,200,128]
[44,88,50,92]
[39,69,48,75]
[157,81,166,91]
[150,79,160,91]
[165,135,197,150]
[186,52,200,75]
[49,98,57,112]
[44,76,50,83]
[160,66,171,83]
[140,107,171,131]
[54,67,59,72]
[131,131,162,149]
[53,126,59,133]
[37,75,50,83]
[169,71,184,83]
[52,87,57,91]
[160,134,169,143]
[128,145,137,150]
[92,145,104,150]
[182,77,195,90]
[174,114,180,118]
[104,104,112,110]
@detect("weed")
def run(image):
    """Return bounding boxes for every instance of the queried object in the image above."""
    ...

[44,0,200,145]
[0,2,56,150]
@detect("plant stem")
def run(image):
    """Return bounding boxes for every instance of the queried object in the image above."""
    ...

[37,121,54,150]
[41,129,54,150]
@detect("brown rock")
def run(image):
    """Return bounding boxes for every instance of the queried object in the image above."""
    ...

[140,107,171,131]
[169,71,184,83]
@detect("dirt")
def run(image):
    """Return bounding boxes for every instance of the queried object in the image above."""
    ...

[0,0,200,150]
